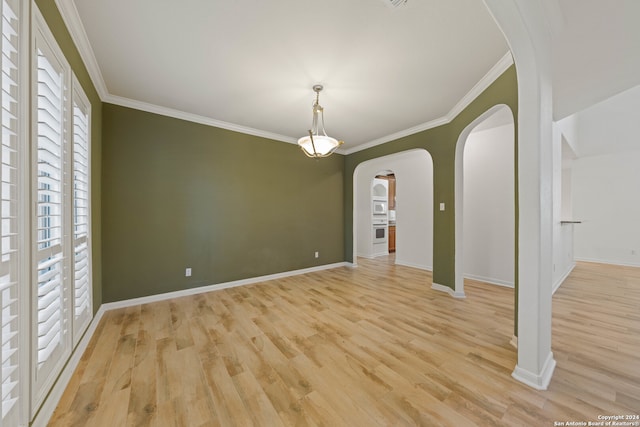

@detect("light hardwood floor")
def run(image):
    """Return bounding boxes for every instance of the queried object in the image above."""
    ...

[49,258,640,426]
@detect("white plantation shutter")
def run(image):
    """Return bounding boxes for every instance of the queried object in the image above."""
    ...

[71,79,91,345]
[32,14,72,411]
[1,0,24,425]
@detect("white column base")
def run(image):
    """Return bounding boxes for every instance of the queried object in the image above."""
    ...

[512,352,556,390]
[432,282,466,298]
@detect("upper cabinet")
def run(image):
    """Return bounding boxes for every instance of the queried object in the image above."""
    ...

[388,175,396,210]
[376,174,396,209]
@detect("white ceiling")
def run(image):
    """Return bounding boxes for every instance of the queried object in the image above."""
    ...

[61,0,640,153]
[552,0,640,120]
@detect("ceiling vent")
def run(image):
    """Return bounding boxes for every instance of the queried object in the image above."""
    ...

[381,0,408,9]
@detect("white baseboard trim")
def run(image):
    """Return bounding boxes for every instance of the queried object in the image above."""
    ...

[356,252,374,259]
[31,305,107,427]
[463,273,514,288]
[552,263,575,294]
[394,260,433,271]
[432,282,466,299]
[512,351,556,390]
[102,262,350,311]
[574,257,640,268]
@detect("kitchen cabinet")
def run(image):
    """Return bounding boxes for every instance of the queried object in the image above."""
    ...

[375,174,396,209]
[388,225,396,252]
[388,176,396,210]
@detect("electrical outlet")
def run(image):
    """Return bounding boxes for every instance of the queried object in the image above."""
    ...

[185,267,192,277]
[314,251,319,259]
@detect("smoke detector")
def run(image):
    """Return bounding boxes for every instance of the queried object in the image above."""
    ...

[381,0,408,9]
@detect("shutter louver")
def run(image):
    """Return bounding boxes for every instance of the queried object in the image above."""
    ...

[72,91,91,343]
[0,0,21,424]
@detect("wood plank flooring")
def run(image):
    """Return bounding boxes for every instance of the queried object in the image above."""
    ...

[49,258,640,426]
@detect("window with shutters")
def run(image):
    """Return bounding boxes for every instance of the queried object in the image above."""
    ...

[30,8,93,417]
[32,11,72,411]
[1,0,26,425]
[71,77,91,345]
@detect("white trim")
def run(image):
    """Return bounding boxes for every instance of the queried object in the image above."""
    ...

[552,262,575,294]
[342,116,450,155]
[446,51,514,121]
[104,94,297,145]
[343,51,514,155]
[463,273,514,288]
[574,257,640,269]
[31,306,106,427]
[53,0,108,99]
[394,260,432,272]
[511,351,556,390]
[431,282,466,299]
[102,262,350,311]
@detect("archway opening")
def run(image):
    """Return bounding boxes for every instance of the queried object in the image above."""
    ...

[454,104,515,298]
[353,149,433,271]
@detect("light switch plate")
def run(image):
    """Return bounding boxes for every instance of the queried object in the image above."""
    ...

[440,202,445,211]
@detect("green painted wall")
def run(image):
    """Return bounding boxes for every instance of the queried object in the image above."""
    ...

[344,66,518,293]
[36,1,103,313]
[102,104,344,302]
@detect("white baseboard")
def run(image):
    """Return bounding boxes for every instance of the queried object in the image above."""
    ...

[512,351,556,390]
[102,261,350,311]
[574,257,640,268]
[356,252,375,259]
[432,282,466,299]
[463,273,514,288]
[31,305,107,427]
[394,259,433,271]
[552,263,575,294]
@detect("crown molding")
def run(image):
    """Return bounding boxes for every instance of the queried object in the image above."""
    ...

[341,116,450,155]
[445,51,514,122]
[344,51,514,154]
[104,94,297,144]
[54,0,109,99]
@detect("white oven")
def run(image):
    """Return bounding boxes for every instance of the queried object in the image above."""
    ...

[372,218,387,244]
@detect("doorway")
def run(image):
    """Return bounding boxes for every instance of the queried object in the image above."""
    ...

[353,149,433,270]
[454,104,515,296]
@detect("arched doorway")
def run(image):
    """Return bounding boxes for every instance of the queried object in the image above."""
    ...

[353,149,433,271]
[454,104,515,296]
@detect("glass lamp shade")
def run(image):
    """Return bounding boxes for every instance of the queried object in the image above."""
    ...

[297,134,342,158]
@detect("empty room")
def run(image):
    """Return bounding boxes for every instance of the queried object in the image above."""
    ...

[2,1,639,426]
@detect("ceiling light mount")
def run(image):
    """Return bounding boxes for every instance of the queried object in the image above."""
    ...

[297,84,343,159]
[381,0,408,9]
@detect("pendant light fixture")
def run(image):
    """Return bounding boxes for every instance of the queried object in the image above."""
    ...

[297,84,343,158]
